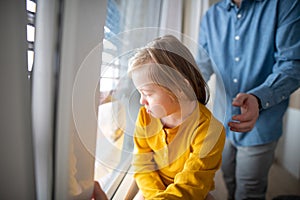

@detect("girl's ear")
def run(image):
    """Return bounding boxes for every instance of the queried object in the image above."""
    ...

[172,88,185,102]
[184,78,190,86]
[177,79,192,100]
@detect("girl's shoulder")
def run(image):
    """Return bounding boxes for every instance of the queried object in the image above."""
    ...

[197,102,225,132]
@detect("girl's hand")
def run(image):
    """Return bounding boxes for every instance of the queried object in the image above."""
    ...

[92,181,108,200]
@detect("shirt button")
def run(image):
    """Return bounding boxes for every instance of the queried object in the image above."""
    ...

[266,102,270,107]
[235,35,240,40]
[237,14,242,19]
[235,57,240,62]
[233,78,238,83]
[281,96,286,100]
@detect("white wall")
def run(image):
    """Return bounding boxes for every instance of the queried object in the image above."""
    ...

[276,89,300,180]
[0,1,36,199]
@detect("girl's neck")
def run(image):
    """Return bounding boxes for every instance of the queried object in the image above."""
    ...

[161,100,197,128]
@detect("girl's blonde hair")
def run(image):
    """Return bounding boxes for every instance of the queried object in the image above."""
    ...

[128,35,209,105]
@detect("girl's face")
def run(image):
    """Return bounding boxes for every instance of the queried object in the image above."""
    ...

[137,83,179,119]
[130,62,181,119]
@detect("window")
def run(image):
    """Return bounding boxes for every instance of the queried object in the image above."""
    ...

[94,1,170,198]
[26,0,37,78]
[100,0,120,93]
[94,0,133,198]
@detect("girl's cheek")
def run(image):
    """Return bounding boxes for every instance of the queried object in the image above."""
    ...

[150,104,168,118]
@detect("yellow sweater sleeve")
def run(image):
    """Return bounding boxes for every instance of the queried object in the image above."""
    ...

[133,109,167,198]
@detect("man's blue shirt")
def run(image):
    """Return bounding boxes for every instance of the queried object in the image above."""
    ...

[197,0,300,146]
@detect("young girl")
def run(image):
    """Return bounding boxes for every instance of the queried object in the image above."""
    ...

[128,35,225,200]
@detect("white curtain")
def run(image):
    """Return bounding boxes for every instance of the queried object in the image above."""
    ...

[54,0,107,199]
[117,0,213,55]
[159,0,183,39]
[32,0,60,199]
[182,0,210,56]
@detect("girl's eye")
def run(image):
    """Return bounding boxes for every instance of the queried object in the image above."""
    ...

[139,89,154,97]
[140,91,152,97]
[143,93,151,97]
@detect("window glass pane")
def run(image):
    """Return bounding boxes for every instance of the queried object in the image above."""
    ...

[102,52,115,64]
[100,78,118,92]
[95,0,164,197]
[95,0,136,197]
[27,25,35,42]
[27,50,34,72]
[26,0,37,13]
[103,38,117,51]
[26,0,36,77]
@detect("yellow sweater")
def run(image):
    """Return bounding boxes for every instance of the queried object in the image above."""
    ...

[133,102,225,200]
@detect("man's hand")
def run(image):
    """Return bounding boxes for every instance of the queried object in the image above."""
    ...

[228,93,260,132]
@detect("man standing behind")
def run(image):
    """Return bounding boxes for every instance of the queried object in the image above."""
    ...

[197,0,300,199]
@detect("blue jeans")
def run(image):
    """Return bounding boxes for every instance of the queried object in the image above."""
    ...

[221,139,277,200]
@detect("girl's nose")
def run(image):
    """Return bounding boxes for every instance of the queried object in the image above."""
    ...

[140,95,147,105]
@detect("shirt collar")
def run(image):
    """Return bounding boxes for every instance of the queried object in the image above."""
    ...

[225,0,265,11]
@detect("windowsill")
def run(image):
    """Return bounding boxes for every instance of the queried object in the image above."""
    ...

[112,166,138,200]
